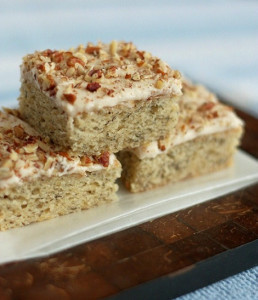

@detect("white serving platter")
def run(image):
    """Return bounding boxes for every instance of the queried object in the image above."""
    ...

[0,150,257,264]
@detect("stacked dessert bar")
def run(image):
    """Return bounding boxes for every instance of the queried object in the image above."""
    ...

[0,110,121,230]
[19,41,181,154]
[118,80,243,192]
[0,41,182,230]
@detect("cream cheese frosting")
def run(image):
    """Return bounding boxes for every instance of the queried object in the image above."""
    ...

[0,110,117,190]
[21,41,182,116]
[130,80,244,159]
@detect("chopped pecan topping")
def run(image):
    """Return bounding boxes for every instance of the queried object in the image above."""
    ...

[22,41,183,106]
[136,51,145,60]
[95,152,110,167]
[14,126,25,139]
[52,52,64,63]
[110,40,118,56]
[156,68,166,76]
[63,93,76,104]
[137,60,144,67]
[44,157,54,171]
[207,111,219,119]
[37,64,45,72]
[45,74,56,90]
[85,46,100,55]
[105,66,118,78]
[88,69,102,78]
[67,57,85,67]
[42,49,54,57]
[57,152,72,161]
[80,156,92,166]
[198,102,216,112]
[158,140,166,151]
[49,87,57,97]
[23,143,38,154]
[212,111,219,118]
[107,89,114,96]
[180,124,186,133]
[0,167,12,179]
[173,70,181,79]
[155,79,164,89]
[86,82,101,92]
[37,151,47,163]
[66,67,75,77]
[131,72,140,81]
[10,150,18,161]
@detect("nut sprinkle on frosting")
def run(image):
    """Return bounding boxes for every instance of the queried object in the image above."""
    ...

[21,41,182,115]
[0,110,116,190]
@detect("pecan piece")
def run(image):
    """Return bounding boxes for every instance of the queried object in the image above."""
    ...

[198,102,215,112]
[107,89,114,96]
[42,49,54,57]
[49,87,57,97]
[156,68,166,76]
[66,67,75,77]
[110,40,118,56]
[23,143,38,154]
[105,66,118,78]
[137,60,144,67]
[155,79,164,89]
[37,151,47,163]
[45,74,56,90]
[52,52,64,63]
[10,150,18,161]
[37,64,45,72]
[80,156,92,166]
[85,46,100,55]
[67,57,85,67]
[63,93,76,104]
[14,125,25,139]
[131,72,140,81]
[158,140,166,151]
[95,152,110,167]
[173,70,181,79]
[86,82,101,92]
[57,152,72,161]
[136,51,145,60]
[88,69,102,78]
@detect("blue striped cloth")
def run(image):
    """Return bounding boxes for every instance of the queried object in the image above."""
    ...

[0,1,257,298]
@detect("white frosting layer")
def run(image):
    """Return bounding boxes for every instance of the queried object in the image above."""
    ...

[23,68,181,116]
[0,155,113,190]
[132,112,243,159]
[130,82,244,159]
[21,41,182,117]
[0,111,117,190]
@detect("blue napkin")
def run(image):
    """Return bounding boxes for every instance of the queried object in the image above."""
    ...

[176,266,258,300]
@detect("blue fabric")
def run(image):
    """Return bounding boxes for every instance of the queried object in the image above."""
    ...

[0,1,257,298]
[176,266,258,300]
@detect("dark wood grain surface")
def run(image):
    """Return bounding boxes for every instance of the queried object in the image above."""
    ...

[0,108,257,300]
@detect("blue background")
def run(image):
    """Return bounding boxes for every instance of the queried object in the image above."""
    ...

[0,0,257,116]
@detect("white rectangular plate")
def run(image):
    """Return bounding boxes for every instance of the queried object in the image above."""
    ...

[0,150,257,264]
